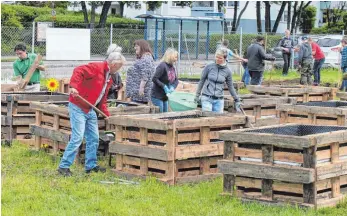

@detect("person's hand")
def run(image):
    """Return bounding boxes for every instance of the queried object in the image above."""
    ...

[242,58,248,63]
[139,86,145,96]
[164,85,171,94]
[169,85,175,93]
[194,96,200,104]
[234,100,243,112]
[69,88,79,97]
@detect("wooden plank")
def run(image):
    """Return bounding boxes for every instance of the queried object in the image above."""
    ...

[219,131,312,149]
[29,124,70,143]
[175,143,224,160]
[200,126,210,145]
[36,111,41,126]
[303,146,317,205]
[140,128,148,175]
[262,144,274,198]
[109,142,170,161]
[316,175,347,191]
[115,154,123,171]
[317,161,347,180]
[175,173,221,185]
[223,141,234,160]
[316,195,346,209]
[12,116,35,125]
[174,116,247,128]
[218,160,315,184]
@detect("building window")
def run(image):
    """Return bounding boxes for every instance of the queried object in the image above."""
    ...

[192,1,214,7]
[224,1,238,8]
[283,11,288,22]
[111,8,116,15]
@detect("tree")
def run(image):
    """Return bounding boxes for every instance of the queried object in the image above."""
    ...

[299,5,316,33]
[119,1,141,17]
[256,1,262,33]
[80,1,89,24]
[324,2,346,28]
[235,1,249,30]
[264,1,271,33]
[231,1,238,32]
[16,1,69,8]
[272,2,287,33]
[287,2,291,30]
[146,1,166,11]
[98,1,112,28]
[290,1,312,33]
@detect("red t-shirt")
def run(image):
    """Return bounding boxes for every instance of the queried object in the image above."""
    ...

[311,42,325,60]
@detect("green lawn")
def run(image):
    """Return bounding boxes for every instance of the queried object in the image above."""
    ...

[2,142,347,216]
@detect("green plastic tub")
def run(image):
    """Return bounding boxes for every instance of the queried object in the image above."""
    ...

[168,92,197,111]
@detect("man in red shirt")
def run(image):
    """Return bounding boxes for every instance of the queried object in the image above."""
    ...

[308,37,325,86]
[58,45,125,176]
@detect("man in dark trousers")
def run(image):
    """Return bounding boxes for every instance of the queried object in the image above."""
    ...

[297,36,314,85]
[280,29,294,76]
[246,36,276,85]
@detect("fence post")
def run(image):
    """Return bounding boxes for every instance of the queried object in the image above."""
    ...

[178,23,181,74]
[239,27,243,76]
[32,22,35,53]
[291,31,295,71]
[110,24,113,45]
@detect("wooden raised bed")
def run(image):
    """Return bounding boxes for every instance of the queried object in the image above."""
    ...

[108,110,254,185]
[218,124,347,209]
[1,92,69,145]
[247,85,337,103]
[337,92,347,101]
[278,101,347,126]
[29,100,158,156]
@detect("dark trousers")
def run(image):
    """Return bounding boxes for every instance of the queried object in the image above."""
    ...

[282,53,291,75]
[249,71,263,85]
[313,58,325,84]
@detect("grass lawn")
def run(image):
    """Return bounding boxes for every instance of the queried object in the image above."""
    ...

[2,142,347,216]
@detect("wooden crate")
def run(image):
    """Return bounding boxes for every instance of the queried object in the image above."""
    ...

[1,92,69,144]
[218,124,347,209]
[247,85,337,103]
[225,94,296,118]
[337,92,347,101]
[29,100,158,156]
[108,110,254,185]
[278,101,347,126]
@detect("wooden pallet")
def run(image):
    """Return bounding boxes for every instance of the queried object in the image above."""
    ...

[108,110,255,185]
[29,100,158,156]
[247,85,337,103]
[225,94,296,118]
[337,92,347,101]
[218,124,347,209]
[278,101,347,126]
[1,92,69,144]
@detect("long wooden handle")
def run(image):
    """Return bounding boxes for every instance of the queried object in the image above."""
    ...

[240,106,254,128]
[76,95,108,118]
[19,54,42,90]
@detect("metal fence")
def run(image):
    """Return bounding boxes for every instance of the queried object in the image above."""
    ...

[1,22,345,81]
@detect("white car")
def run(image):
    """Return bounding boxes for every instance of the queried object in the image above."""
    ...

[316,35,343,68]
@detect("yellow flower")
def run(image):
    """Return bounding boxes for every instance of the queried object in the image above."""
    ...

[46,78,59,92]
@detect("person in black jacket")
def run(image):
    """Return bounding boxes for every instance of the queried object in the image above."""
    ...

[280,30,294,76]
[107,72,123,99]
[246,36,276,85]
[151,48,179,112]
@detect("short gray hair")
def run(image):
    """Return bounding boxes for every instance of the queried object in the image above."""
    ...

[215,47,228,59]
[106,44,126,64]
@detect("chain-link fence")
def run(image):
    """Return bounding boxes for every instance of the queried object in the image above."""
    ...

[1,22,345,81]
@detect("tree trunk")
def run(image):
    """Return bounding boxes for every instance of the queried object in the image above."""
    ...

[99,1,112,28]
[119,1,125,18]
[272,2,287,33]
[256,1,262,33]
[81,1,89,28]
[290,1,298,33]
[287,2,291,30]
[264,1,271,33]
[236,1,249,30]
[231,1,238,31]
[90,2,96,29]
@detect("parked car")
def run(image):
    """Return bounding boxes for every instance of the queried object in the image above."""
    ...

[316,35,344,68]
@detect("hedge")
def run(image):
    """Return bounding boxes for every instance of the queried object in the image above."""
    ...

[34,14,144,28]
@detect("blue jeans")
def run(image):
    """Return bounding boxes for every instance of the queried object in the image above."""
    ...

[151,97,168,112]
[201,95,224,113]
[241,65,250,85]
[59,103,99,171]
[313,58,325,84]
[342,67,347,91]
